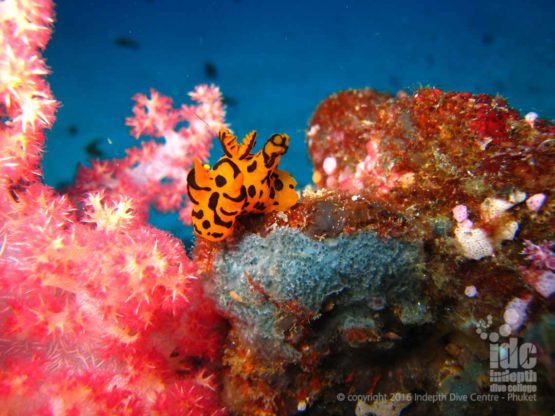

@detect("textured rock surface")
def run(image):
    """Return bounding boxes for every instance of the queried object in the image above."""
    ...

[195,88,554,415]
[211,227,428,360]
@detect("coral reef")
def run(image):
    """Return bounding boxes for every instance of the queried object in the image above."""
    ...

[308,89,554,201]
[194,88,554,415]
[1,0,553,414]
[195,191,432,414]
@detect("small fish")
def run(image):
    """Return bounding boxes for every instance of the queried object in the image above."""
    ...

[113,36,140,50]
[203,61,218,79]
[85,138,105,158]
[67,124,78,136]
[222,94,238,107]
[481,33,494,45]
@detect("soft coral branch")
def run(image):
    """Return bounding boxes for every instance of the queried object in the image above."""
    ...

[73,85,226,225]
[0,0,58,183]
[0,188,229,415]
[0,0,228,413]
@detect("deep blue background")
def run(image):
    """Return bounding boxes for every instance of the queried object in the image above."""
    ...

[42,0,555,241]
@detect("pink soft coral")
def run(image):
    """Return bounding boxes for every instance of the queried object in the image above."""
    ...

[72,85,226,225]
[0,182,228,415]
[0,0,228,413]
[0,0,57,183]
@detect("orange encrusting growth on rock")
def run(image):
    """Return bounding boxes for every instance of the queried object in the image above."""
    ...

[187,128,298,241]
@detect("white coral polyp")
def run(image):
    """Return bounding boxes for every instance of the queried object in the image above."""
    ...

[480,197,514,222]
[455,226,493,260]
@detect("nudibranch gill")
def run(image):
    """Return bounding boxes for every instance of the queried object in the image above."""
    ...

[186,128,299,241]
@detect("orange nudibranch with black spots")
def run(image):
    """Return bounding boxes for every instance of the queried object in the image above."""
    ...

[186,128,299,241]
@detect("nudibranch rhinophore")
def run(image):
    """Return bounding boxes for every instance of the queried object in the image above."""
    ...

[186,128,298,241]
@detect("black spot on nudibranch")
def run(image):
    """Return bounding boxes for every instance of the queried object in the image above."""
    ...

[248,185,256,198]
[223,186,247,202]
[263,152,277,168]
[247,161,257,172]
[188,169,211,191]
[214,158,241,178]
[274,178,284,191]
[202,220,211,229]
[221,207,238,216]
[213,212,232,228]
[208,193,219,210]
[215,175,227,187]
[192,209,204,219]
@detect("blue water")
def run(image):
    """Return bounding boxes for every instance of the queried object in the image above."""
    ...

[42,0,555,241]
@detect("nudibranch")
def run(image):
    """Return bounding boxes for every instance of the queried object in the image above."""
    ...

[187,128,298,241]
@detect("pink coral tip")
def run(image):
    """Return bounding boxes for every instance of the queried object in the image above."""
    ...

[322,156,337,175]
[452,204,468,223]
[526,193,546,212]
